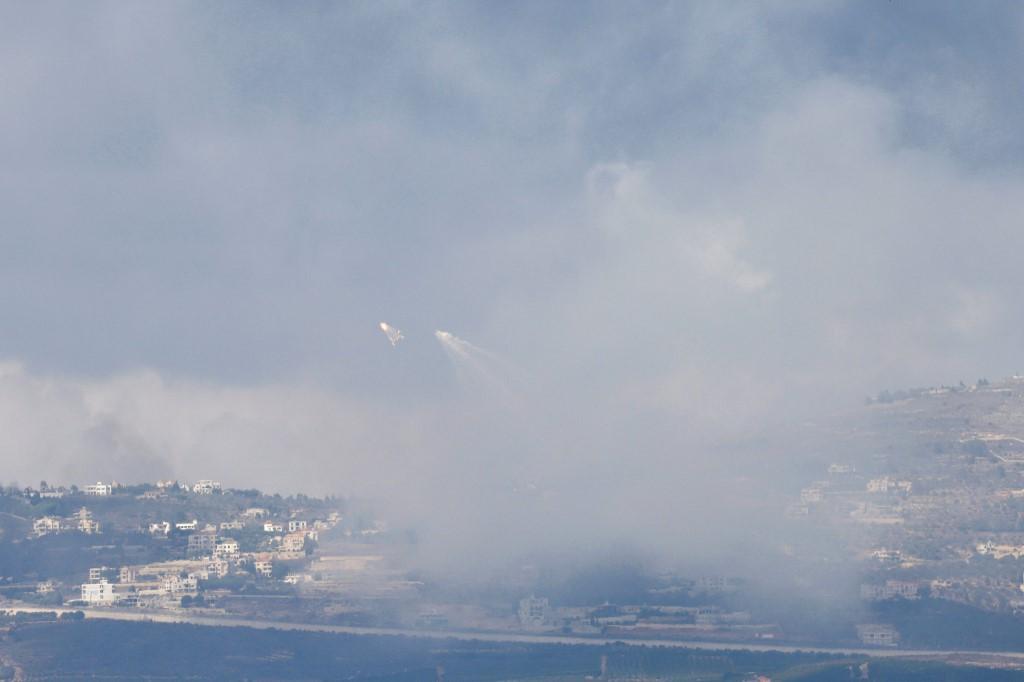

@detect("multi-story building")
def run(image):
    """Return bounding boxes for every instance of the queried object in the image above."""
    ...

[33,516,63,536]
[74,508,101,534]
[281,532,306,553]
[84,482,112,496]
[215,539,239,557]
[161,574,198,594]
[187,532,218,555]
[856,623,899,646]
[81,580,117,604]
[192,480,222,495]
[518,596,549,629]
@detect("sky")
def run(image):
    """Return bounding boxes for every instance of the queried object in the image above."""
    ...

[2,1,1024,570]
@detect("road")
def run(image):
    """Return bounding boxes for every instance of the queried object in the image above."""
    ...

[6,604,1024,665]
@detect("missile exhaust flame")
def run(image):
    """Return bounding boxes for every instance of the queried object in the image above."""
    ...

[379,322,404,347]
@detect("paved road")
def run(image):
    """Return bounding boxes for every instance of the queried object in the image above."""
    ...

[6,604,1024,663]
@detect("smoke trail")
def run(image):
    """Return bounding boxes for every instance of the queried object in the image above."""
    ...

[434,330,508,394]
[379,322,403,347]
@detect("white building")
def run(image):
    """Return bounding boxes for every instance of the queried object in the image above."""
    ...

[867,477,892,493]
[857,623,899,646]
[800,487,824,504]
[73,508,101,534]
[192,480,222,495]
[161,574,198,594]
[254,560,274,577]
[33,516,64,536]
[175,520,198,531]
[867,478,913,494]
[208,558,230,578]
[281,532,306,552]
[149,521,171,535]
[696,575,734,593]
[860,580,920,601]
[84,482,112,496]
[215,540,239,557]
[870,548,902,563]
[81,580,117,604]
[518,595,549,629]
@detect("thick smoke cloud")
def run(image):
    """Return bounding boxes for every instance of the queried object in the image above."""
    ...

[1,2,1024,574]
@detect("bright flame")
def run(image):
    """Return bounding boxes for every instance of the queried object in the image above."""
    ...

[379,322,403,347]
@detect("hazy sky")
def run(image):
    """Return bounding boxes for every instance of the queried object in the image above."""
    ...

[2,2,1023,567]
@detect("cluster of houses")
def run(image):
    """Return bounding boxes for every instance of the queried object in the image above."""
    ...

[975,540,1024,560]
[81,562,213,607]
[77,506,342,608]
[33,507,101,536]
[5,477,353,610]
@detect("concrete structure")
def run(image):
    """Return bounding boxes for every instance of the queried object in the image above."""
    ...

[518,595,549,629]
[88,567,110,583]
[81,580,117,604]
[33,516,63,536]
[856,623,899,647]
[192,480,222,495]
[84,482,112,496]
[187,533,218,555]
[800,487,824,503]
[281,532,306,552]
[161,574,198,594]
[860,580,920,601]
[215,539,239,557]
[208,558,230,578]
[73,508,100,534]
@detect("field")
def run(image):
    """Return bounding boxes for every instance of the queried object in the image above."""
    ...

[2,619,1023,681]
